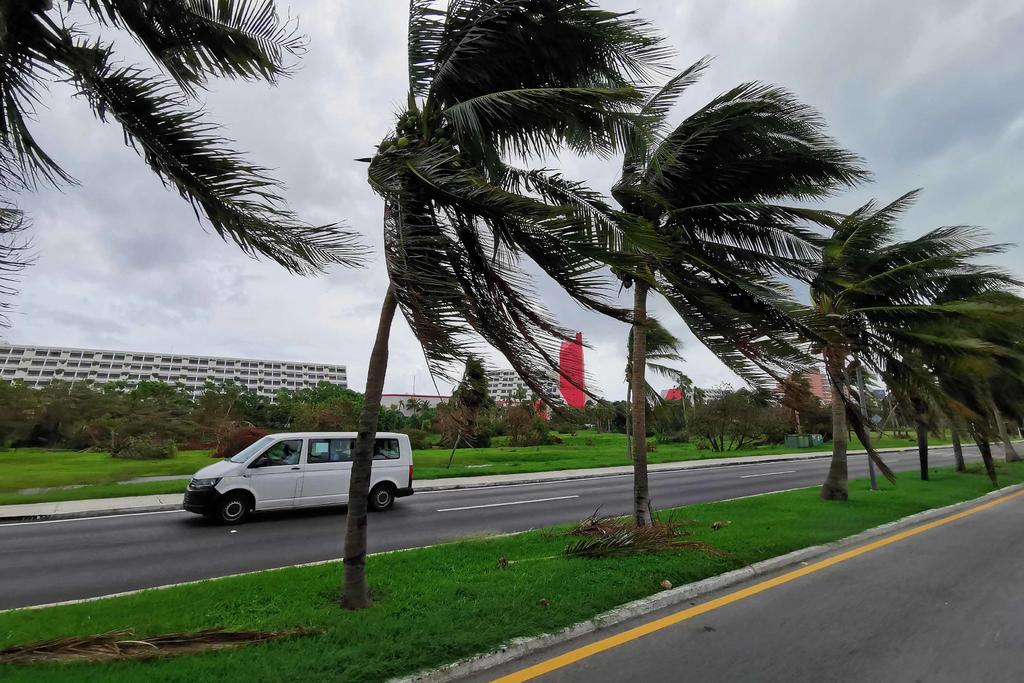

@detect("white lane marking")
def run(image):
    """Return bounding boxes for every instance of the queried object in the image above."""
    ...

[436,495,579,513]
[0,509,187,528]
[739,470,797,479]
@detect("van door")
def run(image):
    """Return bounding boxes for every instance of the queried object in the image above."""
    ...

[370,436,404,488]
[247,438,304,509]
[300,438,353,506]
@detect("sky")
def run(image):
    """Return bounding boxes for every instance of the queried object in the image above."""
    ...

[4,0,1023,400]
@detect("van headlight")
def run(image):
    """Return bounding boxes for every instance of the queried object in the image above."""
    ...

[188,477,221,490]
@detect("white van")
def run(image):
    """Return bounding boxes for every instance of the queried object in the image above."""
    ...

[183,432,414,524]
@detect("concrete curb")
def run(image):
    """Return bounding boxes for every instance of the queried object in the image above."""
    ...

[390,481,1024,683]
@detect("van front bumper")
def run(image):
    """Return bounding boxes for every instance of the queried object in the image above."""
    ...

[396,487,414,498]
[183,488,221,514]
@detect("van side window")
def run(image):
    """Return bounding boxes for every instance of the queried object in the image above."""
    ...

[253,439,302,467]
[308,438,354,463]
[374,438,401,460]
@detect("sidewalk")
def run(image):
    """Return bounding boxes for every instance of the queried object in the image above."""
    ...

[0,444,929,522]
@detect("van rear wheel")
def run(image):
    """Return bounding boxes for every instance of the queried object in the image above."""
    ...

[213,492,250,525]
[368,484,396,512]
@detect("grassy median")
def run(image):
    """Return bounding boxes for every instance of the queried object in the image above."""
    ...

[1,431,946,506]
[1,462,1019,682]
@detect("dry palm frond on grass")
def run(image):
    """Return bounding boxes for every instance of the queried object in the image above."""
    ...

[563,511,722,559]
[0,627,321,665]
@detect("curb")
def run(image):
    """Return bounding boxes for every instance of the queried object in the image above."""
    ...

[0,442,969,522]
[391,481,1024,683]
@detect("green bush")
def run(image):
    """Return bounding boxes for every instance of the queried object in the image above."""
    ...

[400,428,433,450]
[112,436,177,460]
[657,430,691,444]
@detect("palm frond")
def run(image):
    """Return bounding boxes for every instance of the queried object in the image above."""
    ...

[61,40,365,273]
[75,0,306,93]
[0,7,75,189]
[0,202,32,326]
[646,82,868,208]
[407,0,446,97]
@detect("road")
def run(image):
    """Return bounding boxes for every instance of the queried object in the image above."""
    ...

[468,483,1024,683]
[0,445,977,610]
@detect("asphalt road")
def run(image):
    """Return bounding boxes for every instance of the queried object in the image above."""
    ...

[0,445,979,609]
[468,482,1024,683]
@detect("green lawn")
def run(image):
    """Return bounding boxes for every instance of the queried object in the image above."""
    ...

[1,462,1016,683]
[0,431,947,506]
[413,430,944,479]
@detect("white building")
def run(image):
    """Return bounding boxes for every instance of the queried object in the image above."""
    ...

[0,342,346,399]
[485,367,560,405]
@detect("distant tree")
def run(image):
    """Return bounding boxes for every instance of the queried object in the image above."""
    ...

[0,380,38,446]
[690,386,777,452]
[442,356,493,447]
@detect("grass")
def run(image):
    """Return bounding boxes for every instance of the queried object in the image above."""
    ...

[0,431,948,506]
[413,430,946,479]
[1,461,1018,683]
[0,448,211,491]
[0,480,189,506]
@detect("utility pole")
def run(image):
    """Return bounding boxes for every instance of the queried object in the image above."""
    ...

[856,362,878,491]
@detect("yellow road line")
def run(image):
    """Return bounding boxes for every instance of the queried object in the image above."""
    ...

[492,488,1024,683]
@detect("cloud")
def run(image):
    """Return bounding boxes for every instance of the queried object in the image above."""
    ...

[5,0,1022,400]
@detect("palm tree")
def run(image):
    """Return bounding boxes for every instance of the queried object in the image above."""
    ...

[566,59,868,524]
[623,318,685,458]
[0,0,364,301]
[809,191,1017,500]
[341,0,670,610]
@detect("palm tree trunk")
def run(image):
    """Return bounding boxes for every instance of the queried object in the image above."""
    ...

[972,432,998,487]
[630,280,651,527]
[624,384,632,460]
[990,402,1020,462]
[951,427,966,472]
[821,353,848,501]
[341,286,398,610]
[915,417,929,481]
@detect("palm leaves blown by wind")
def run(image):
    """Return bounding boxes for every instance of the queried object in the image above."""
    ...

[0,0,366,318]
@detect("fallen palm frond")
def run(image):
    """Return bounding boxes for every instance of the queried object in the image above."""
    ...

[562,512,722,559]
[0,627,321,665]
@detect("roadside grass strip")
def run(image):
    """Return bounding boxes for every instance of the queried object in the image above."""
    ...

[0,462,1019,683]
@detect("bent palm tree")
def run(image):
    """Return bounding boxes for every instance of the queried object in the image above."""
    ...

[0,0,364,306]
[810,191,1017,499]
[342,0,670,609]
[578,59,868,524]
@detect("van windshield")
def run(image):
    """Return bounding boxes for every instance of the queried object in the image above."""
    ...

[227,436,275,463]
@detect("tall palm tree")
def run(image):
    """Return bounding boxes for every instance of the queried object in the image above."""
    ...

[564,59,868,524]
[342,0,670,610]
[809,191,1017,500]
[0,0,364,300]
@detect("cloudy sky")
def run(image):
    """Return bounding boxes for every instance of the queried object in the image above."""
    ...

[5,0,1023,399]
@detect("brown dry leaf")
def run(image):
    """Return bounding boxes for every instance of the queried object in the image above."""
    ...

[0,627,321,665]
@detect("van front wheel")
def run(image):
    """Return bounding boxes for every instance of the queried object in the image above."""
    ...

[213,492,250,525]
[368,484,396,512]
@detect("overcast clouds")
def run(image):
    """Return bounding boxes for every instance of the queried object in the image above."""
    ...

[4,0,1023,399]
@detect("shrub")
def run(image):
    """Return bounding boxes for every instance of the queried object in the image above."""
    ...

[657,430,691,444]
[112,436,176,460]
[400,428,433,450]
[214,425,269,458]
